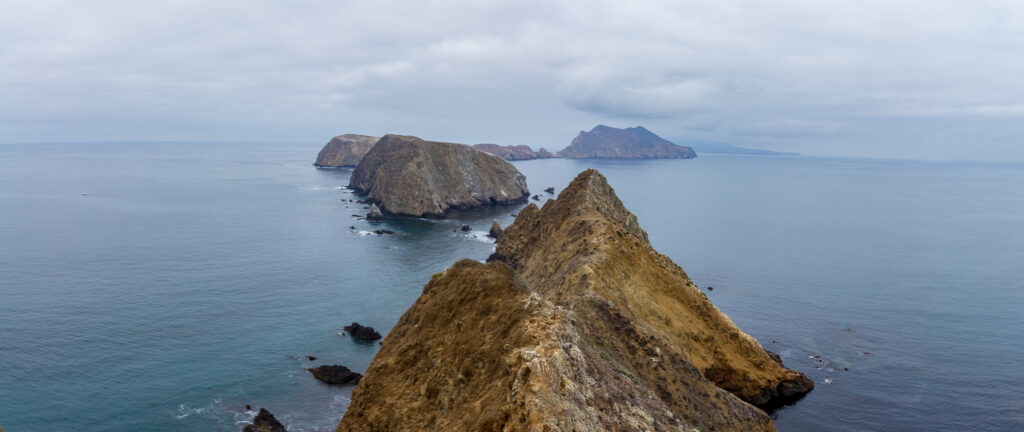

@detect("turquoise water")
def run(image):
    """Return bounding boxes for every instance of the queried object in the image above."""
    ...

[1,142,1022,431]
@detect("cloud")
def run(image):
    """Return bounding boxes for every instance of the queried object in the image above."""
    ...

[2,0,1024,160]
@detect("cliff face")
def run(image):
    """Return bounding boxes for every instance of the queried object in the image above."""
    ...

[473,144,555,160]
[558,125,696,159]
[348,135,530,217]
[314,134,379,167]
[338,170,811,431]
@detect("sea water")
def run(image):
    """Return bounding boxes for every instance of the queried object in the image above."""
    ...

[1,142,1022,431]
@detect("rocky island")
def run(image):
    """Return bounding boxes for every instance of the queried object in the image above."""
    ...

[558,125,697,159]
[473,144,554,160]
[348,135,530,217]
[314,134,379,167]
[337,170,811,431]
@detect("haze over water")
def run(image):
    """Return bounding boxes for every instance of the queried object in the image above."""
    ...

[1,142,1023,431]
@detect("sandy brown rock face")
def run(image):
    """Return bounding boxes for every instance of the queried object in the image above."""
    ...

[349,135,530,217]
[314,134,379,167]
[473,143,555,160]
[338,169,811,431]
[558,125,696,159]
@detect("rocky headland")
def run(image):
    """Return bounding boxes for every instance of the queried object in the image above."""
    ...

[558,125,697,159]
[337,169,811,431]
[348,135,530,217]
[314,134,379,167]
[473,144,555,161]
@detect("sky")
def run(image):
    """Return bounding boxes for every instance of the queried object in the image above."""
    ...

[2,0,1024,161]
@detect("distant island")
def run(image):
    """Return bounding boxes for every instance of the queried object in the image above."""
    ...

[678,139,800,156]
[558,125,696,159]
[473,144,554,161]
[314,134,379,167]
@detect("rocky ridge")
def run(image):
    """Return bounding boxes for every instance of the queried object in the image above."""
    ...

[314,134,379,167]
[558,125,696,159]
[349,135,530,217]
[337,169,811,431]
[473,144,555,160]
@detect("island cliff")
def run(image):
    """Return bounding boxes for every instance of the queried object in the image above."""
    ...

[558,125,697,159]
[348,135,530,217]
[473,144,555,160]
[314,134,379,167]
[337,170,811,431]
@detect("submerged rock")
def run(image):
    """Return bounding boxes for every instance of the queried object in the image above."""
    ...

[338,169,811,432]
[558,125,696,159]
[308,365,362,385]
[343,322,382,340]
[473,144,555,160]
[349,135,530,217]
[460,225,472,232]
[488,220,502,238]
[314,134,379,167]
[242,408,287,432]
[544,186,555,194]
[365,204,384,220]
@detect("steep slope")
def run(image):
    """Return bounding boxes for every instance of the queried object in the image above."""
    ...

[348,135,530,217]
[314,134,379,167]
[338,170,811,432]
[473,144,555,160]
[558,125,696,159]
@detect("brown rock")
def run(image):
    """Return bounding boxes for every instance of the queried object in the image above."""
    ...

[473,144,555,160]
[487,220,502,238]
[337,169,810,432]
[314,134,379,167]
[557,125,696,159]
[242,408,287,432]
[349,135,530,217]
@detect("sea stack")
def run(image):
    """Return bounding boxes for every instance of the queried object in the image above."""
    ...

[487,220,502,238]
[337,169,811,431]
[314,134,379,167]
[558,125,696,159]
[473,144,555,161]
[349,135,530,217]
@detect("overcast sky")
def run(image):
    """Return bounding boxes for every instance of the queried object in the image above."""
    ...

[2,0,1024,160]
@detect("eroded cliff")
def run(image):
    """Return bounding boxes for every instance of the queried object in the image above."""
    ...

[338,169,810,431]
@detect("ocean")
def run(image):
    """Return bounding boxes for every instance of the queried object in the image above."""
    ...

[1,142,1022,431]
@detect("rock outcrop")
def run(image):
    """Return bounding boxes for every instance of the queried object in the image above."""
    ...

[343,323,382,340]
[314,134,379,167]
[242,408,287,432]
[487,220,502,238]
[308,365,363,385]
[473,144,555,160]
[349,135,530,217]
[558,125,696,159]
[337,169,811,432]
[365,204,383,220]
